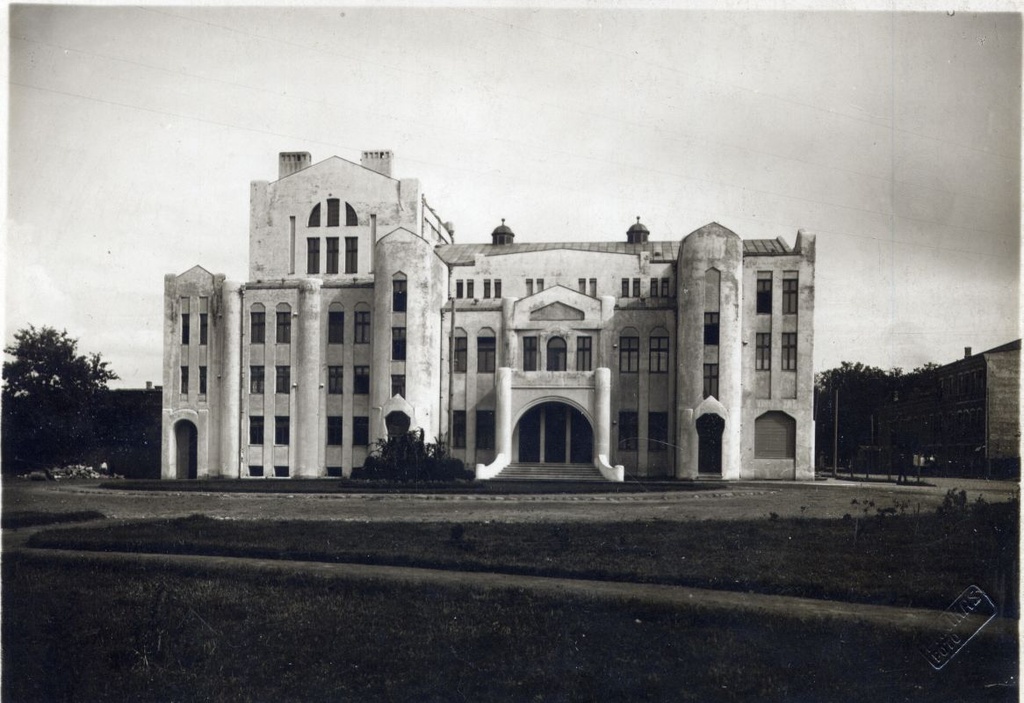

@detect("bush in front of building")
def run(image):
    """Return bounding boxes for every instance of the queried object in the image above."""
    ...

[353,430,471,482]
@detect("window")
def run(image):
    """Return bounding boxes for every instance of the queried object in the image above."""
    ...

[755,412,796,459]
[308,203,321,227]
[180,366,189,395]
[275,416,290,445]
[353,416,369,446]
[547,337,567,371]
[274,465,289,478]
[650,335,669,373]
[483,280,491,299]
[576,337,592,371]
[783,275,798,314]
[704,313,720,345]
[703,364,719,399]
[328,366,343,394]
[328,310,344,344]
[250,366,265,394]
[526,279,534,296]
[181,312,190,345]
[327,198,340,227]
[476,410,495,449]
[326,237,339,274]
[199,307,208,345]
[756,333,771,370]
[590,279,597,297]
[199,366,207,395]
[249,416,264,445]
[353,367,370,395]
[536,279,544,292]
[454,336,467,373]
[456,280,464,299]
[494,280,502,298]
[307,237,320,274]
[452,411,467,448]
[276,365,291,393]
[618,411,638,450]
[327,416,343,446]
[632,278,641,298]
[523,336,538,371]
[466,280,475,299]
[650,278,659,297]
[354,310,370,343]
[392,327,406,360]
[648,412,668,452]
[345,237,358,273]
[782,333,798,371]
[619,335,640,373]
[477,335,496,373]
[391,374,406,397]
[756,272,772,314]
[250,308,265,344]
[621,278,630,298]
[661,278,669,297]
[346,202,358,226]
[276,307,291,344]
[579,278,587,293]
[393,279,407,311]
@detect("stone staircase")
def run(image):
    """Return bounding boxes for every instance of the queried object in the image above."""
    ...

[493,463,608,481]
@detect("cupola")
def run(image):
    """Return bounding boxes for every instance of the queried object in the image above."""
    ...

[626,217,649,244]
[491,219,515,245]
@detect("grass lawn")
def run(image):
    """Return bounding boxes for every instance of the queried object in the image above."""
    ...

[1,510,105,530]
[2,551,1016,702]
[27,499,1018,614]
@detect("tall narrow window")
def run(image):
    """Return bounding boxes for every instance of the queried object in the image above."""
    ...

[452,411,467,448]
[307,237,320,274]
[308,203,321,227]
[632,278,641,298]
[180,366,189,395]
[648,412,668,452]
[391,374,406,397]
[328,366,343,394]
[703,313,720,345]
[326,237,339,274]
[199,298,208,345]
[576,336,592,371]
[578,278,586,293]
[456,280,464,299]
[354,310,370,343]
[392,279,407,312]
[782,275,798,314]
[181,308,190,345]
[547,337,567,371]
[353,367,370,395]
[526,280,534,296]
[782,333,798,371]
[494,280,502,298]
[327,198,340,227]
[756,333,771,370]
[346,202,358,226]
[589,279,597,297]
[466,280,475,299]
[249,416,264,445]
[661,278,670,297]
[703,364,719,399]
[392,327,406,360]
[276,305,291,344]
[328,309,344,344]
[345,237,358,273]
[483,280,491,299]
[453,336,467,373]
[327,417,343,446]
[476,410,495,449]
[353,417,369,446]
[276,365,291,393]
[250,307,265,344]
[536,279,544,292]
[523,336,538,371]
[650,335,669,373]
[275,416,290,445]
[619,335,640,373]
[756,272,773,314]
[198,366,207,395]
[250,366,265,394]
[618,411,638,450]
[477,335,496,373]
[650,278,660,298]
[621,279,630,298]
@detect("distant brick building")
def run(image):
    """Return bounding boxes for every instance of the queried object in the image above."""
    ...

[877,340,1021,477]
[162,151,816,481]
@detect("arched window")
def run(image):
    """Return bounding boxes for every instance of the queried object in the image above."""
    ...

[547,337,567,371]
[249,303,266,344]
[346,202,358,226]
[275,303,292,344]
[477,327,496,373]
[392,273,407,312]
[308,203,321,228]
[754,411,796,459]
[328,302,344,344]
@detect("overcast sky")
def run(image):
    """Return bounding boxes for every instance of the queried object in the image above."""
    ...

[6,4,1021,388]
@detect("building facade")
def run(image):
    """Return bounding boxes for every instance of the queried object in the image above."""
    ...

[877,340,1021,477]
[162,151,816,481]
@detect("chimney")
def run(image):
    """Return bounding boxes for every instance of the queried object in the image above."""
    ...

[965,346,972,358]
[146,381,154,390]
[279,152,311,179]
[360,150,393,178]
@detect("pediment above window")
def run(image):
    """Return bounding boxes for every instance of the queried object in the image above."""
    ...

[530,301,585,321]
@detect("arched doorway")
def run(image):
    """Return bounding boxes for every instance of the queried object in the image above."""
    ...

[516,402,593,464]
[174,420,198,479]
[385,411,411,437]
[696,413,724,475]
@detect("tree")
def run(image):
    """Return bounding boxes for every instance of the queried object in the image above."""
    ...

[2,325,118,472]
[815,362,896,468]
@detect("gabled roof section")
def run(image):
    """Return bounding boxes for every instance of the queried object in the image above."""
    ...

[273,155,398,184]
[436,240,681,266]
[177,264,215,281]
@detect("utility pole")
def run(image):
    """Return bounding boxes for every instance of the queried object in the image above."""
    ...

[832,387,839,478]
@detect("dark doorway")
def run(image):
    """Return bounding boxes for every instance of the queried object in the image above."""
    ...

[696,413,724,475]
[174,420,198,479]
[385,411,411,437]
[517,403,593,464]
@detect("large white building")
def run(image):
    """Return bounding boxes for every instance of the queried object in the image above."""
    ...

[162,151,816,481]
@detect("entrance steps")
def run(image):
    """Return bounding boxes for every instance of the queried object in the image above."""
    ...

[493,463,607,482]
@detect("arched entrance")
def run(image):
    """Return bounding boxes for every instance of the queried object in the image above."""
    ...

[696,413,724,475]
[516,402,593,464]
[174,420,198,479]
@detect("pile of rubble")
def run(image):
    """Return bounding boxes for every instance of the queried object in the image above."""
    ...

[24,464,124,481]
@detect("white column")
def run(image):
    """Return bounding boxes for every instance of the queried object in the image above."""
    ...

[219,280,242,478]
[295,279,322,477]
[496,367,513,460]
[595,367,611,459]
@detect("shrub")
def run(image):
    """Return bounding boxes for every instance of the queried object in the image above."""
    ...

[352,430,472,482]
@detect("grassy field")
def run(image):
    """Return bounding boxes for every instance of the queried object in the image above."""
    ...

[27,497,1018,613]
[3,551,1016,702]
[1,509,105,530]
